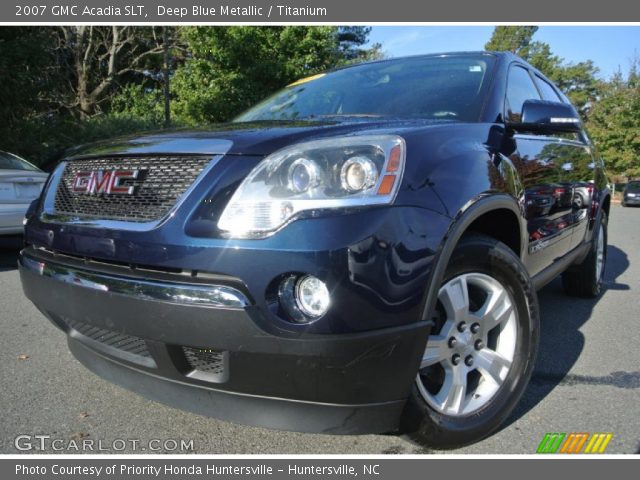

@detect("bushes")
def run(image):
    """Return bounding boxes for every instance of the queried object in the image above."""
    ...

[0,114,165,170]
[586,70,640,179]
[0,26,379,168]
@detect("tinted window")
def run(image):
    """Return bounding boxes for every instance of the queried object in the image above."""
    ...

[236,54,496,122]
[0,152,40,171]
[505,66,541,122]
[536,76,562,102]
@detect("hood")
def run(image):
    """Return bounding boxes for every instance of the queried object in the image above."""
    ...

[65,118,456,159]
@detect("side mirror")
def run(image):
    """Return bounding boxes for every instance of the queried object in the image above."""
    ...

[510,100,582,134]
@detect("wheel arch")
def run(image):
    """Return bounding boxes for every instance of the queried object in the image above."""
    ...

[419,194,527,323]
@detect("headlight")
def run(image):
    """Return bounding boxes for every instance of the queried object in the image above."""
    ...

[218,135,405,238]
[340,156,378,192]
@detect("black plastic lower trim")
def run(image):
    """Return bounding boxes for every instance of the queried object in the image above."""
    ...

[531,242,590,290]
[20,244,431,434]
[69,338,406,435]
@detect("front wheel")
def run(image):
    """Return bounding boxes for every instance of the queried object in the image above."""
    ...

[402,234,539,448]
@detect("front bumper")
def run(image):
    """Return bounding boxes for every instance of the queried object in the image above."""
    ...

[623,195,640,205]
[19,247,431,434]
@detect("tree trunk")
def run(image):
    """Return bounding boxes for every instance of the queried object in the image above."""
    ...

[71,26,91,119]
[163,27,171,128]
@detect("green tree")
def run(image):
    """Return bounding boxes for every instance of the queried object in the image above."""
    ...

[587,63,640,177]
[485,26,600,115]
[0,26,174,165]
[336,27,383,63]
[485,26,539,57]
[0,28,56,126]
[51,26,171,118]
[110,84,166,124]
[170,26,378,124]
[110,27,186,127]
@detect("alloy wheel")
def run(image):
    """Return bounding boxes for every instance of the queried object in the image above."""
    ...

[416,273,518,416]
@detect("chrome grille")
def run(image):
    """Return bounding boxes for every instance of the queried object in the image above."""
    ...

[53,156,212,222]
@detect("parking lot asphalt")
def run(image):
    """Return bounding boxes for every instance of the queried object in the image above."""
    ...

[0,204,638,454]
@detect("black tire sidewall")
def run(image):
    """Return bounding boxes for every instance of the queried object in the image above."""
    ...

[592,211,608,295]
[404,235,539,448]
[560,210,608,298]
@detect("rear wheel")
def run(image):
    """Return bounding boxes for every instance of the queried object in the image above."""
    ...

[562,211,607,298]
[402,234,539,448]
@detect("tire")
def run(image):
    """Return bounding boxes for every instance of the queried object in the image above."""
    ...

[402,234,539,448]
[562,211,608,298]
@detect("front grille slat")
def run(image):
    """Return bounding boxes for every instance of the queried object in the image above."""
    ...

[182,346,228,382]
[98,332,122,344]
[68,320,152,359]
[113,337,140,349]
[54,156,212,223]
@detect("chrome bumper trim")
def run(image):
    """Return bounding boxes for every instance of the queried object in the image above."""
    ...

[19,253,249,309]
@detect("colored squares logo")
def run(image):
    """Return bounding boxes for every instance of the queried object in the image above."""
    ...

[537,433,613,454]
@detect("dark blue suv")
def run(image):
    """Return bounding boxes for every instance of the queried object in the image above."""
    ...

[20,52,610,447]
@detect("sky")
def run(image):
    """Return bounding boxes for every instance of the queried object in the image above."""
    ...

[368,26,639,79]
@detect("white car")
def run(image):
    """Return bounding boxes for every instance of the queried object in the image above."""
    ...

[0,151,48,235]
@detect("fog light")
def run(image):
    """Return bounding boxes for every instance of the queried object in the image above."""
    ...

[295,275,330,318]
[278,274,330,323]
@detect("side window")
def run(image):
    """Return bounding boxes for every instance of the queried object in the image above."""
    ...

[505,66,541,122]
[535,76,563,102]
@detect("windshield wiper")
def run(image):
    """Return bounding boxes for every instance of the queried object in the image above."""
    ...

[306,114,384,118]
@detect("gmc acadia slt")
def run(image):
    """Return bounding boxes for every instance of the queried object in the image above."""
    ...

[20,52,610,447]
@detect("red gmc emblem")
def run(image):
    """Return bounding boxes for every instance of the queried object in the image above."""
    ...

[72,170,141,195]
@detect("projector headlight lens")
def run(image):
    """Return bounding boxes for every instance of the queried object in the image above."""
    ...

[218,135,405,238]
[340,156,378,192]
[288,158,319,193]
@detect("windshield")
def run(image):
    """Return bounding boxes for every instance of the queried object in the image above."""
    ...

[0,152,40,171]
[627,181,640,192]
[235,54,496,123]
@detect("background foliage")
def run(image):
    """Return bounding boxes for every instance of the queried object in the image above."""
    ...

[0,26,637,179]
[485,26,639,180]
[0,26,381,168]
